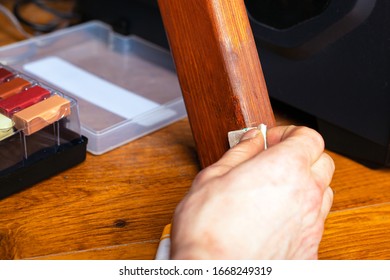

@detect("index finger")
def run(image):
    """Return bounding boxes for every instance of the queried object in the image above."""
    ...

[266,125,326,165]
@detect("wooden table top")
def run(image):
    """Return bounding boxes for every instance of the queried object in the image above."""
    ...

[0,1,389,260]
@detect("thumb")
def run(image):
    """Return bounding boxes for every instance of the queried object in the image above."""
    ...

[211,128,266,175]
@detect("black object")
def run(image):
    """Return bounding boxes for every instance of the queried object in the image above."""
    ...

[74,0,169,49]
[0,135,87,199]
[75,0,390,167]
[245,0,390,167]
[13,0,79,33]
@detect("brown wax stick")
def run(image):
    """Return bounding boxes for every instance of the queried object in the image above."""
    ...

[0,68,13,83]
[13,95,71,135]
[158,0,275,168]
[0,77,30,99]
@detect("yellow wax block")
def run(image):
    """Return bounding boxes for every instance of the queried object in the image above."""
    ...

[0,113,14,140]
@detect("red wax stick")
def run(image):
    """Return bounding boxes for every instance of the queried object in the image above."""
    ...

[0,86,51,116]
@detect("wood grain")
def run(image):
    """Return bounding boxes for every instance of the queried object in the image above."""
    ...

[31,242,159,260]
[320,204,390,260]
[0,1,390,260]
[158,0,275,168]
[0,119,197,259]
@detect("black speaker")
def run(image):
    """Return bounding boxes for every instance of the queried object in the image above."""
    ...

[75,0,390,167]
[245,0,390,167]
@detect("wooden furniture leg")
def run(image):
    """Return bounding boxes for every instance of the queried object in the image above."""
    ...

[158,0,275,168]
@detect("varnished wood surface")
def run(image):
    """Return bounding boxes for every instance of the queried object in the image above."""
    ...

[158,0,275,168]
[0,2,390,260]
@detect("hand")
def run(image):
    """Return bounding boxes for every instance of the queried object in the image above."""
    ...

[170,125,335,259]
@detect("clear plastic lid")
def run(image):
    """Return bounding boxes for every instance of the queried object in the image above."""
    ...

[0,21,186,154]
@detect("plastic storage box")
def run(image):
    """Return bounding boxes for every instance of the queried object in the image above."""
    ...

[0,21,186,155]
[0,64,87,199]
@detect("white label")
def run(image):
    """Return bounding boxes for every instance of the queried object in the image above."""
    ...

[23,57,160,120]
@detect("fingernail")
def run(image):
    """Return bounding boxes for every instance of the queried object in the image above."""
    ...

[240,128,261,141]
